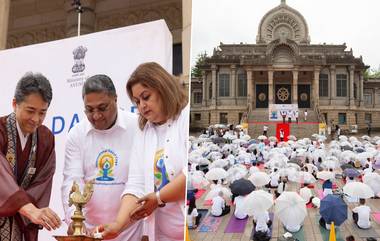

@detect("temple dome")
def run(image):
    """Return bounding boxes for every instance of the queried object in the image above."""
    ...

[256,0,310,44]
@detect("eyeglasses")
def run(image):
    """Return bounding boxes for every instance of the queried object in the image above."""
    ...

[84,103,111,116]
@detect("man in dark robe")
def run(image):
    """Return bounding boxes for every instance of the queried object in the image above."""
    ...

[0,72,61,241]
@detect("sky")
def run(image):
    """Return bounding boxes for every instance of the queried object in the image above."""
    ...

[191,0,380,71]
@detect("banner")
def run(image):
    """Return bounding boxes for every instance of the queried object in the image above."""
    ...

[268,104,298,121]
[0,20,172,240]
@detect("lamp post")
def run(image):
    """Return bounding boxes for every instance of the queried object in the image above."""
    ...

[72,0,83,36]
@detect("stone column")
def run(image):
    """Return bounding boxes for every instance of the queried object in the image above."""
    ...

[65,0,96,37]
[211,64,217,105]
[202,71,207,106]
[0,0,10,49]
[349,65,355,107]
[247,68,253,111]
[292,69,299,104]
[268,69,274,105]
[360,71,364,106]
[181,0,191,90]
[231,65,236,100]
[330,65,336,105]
[313,67,320,107]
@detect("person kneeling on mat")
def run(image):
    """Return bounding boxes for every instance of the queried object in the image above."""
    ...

[211,191,230,217]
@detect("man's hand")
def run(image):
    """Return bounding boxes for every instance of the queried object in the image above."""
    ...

[97,222,123,240]
[19,203,61,231]
[130,192,158,221]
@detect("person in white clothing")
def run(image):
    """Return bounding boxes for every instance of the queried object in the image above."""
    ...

[352,199,371,229]
[253,210,272,240]
[234,195,247,219]
[263,125,268,136]
[187,197,201,229]
[304,109,308,121]
[285,223,301,232]
[279,129,285,142]
[61,75,143,240]
[269,169,280,188]
[276,178,287,197]
[287,110,292,123]
[211,191,230,217]
[99,62,188,241]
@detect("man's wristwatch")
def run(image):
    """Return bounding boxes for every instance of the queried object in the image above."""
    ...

[155,191,166,207]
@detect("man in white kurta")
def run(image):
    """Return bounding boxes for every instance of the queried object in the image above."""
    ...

[61,75,143,240]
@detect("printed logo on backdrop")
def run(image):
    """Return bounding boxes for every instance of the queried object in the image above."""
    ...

[72,46,87,73]
[96,149,118,182]
[66,46,89,88]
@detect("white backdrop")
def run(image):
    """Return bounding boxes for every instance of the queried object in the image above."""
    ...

[268,104,298,121]
[0,20,172,240]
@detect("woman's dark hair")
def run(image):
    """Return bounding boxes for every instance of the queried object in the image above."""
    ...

[15,72,53,106]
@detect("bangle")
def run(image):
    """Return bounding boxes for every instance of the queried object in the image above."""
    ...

[155,191,166,207]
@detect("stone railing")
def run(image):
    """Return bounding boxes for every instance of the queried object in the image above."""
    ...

[313,103,325,124]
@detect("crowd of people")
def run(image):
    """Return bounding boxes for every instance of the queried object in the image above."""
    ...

[188,125,380,240]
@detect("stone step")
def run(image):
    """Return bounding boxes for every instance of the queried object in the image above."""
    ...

[248,122,320,139]
[247,108,322,139]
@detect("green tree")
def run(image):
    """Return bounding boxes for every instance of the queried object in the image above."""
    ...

[191,52,207,78]
[365,66,380,79]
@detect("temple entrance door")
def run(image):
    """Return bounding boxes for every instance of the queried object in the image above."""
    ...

[298,84,310,108]
[256,84,268,108]
[275,84,291,104]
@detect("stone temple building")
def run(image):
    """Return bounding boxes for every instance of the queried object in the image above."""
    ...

[0,0,191,86]
[190,0,380,137]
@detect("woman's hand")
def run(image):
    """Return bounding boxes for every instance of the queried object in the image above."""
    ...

[130,192,158,221]
[96,222,123,240]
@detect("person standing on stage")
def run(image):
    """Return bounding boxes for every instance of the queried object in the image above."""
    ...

[263,125,268,136]
[279,128,285,142]
[304,109,308,121]
[0,72,61,241]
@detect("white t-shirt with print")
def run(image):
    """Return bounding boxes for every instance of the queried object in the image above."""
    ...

[153,122,184,240]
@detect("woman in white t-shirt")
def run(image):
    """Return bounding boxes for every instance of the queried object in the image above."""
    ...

[99,62,188,241]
